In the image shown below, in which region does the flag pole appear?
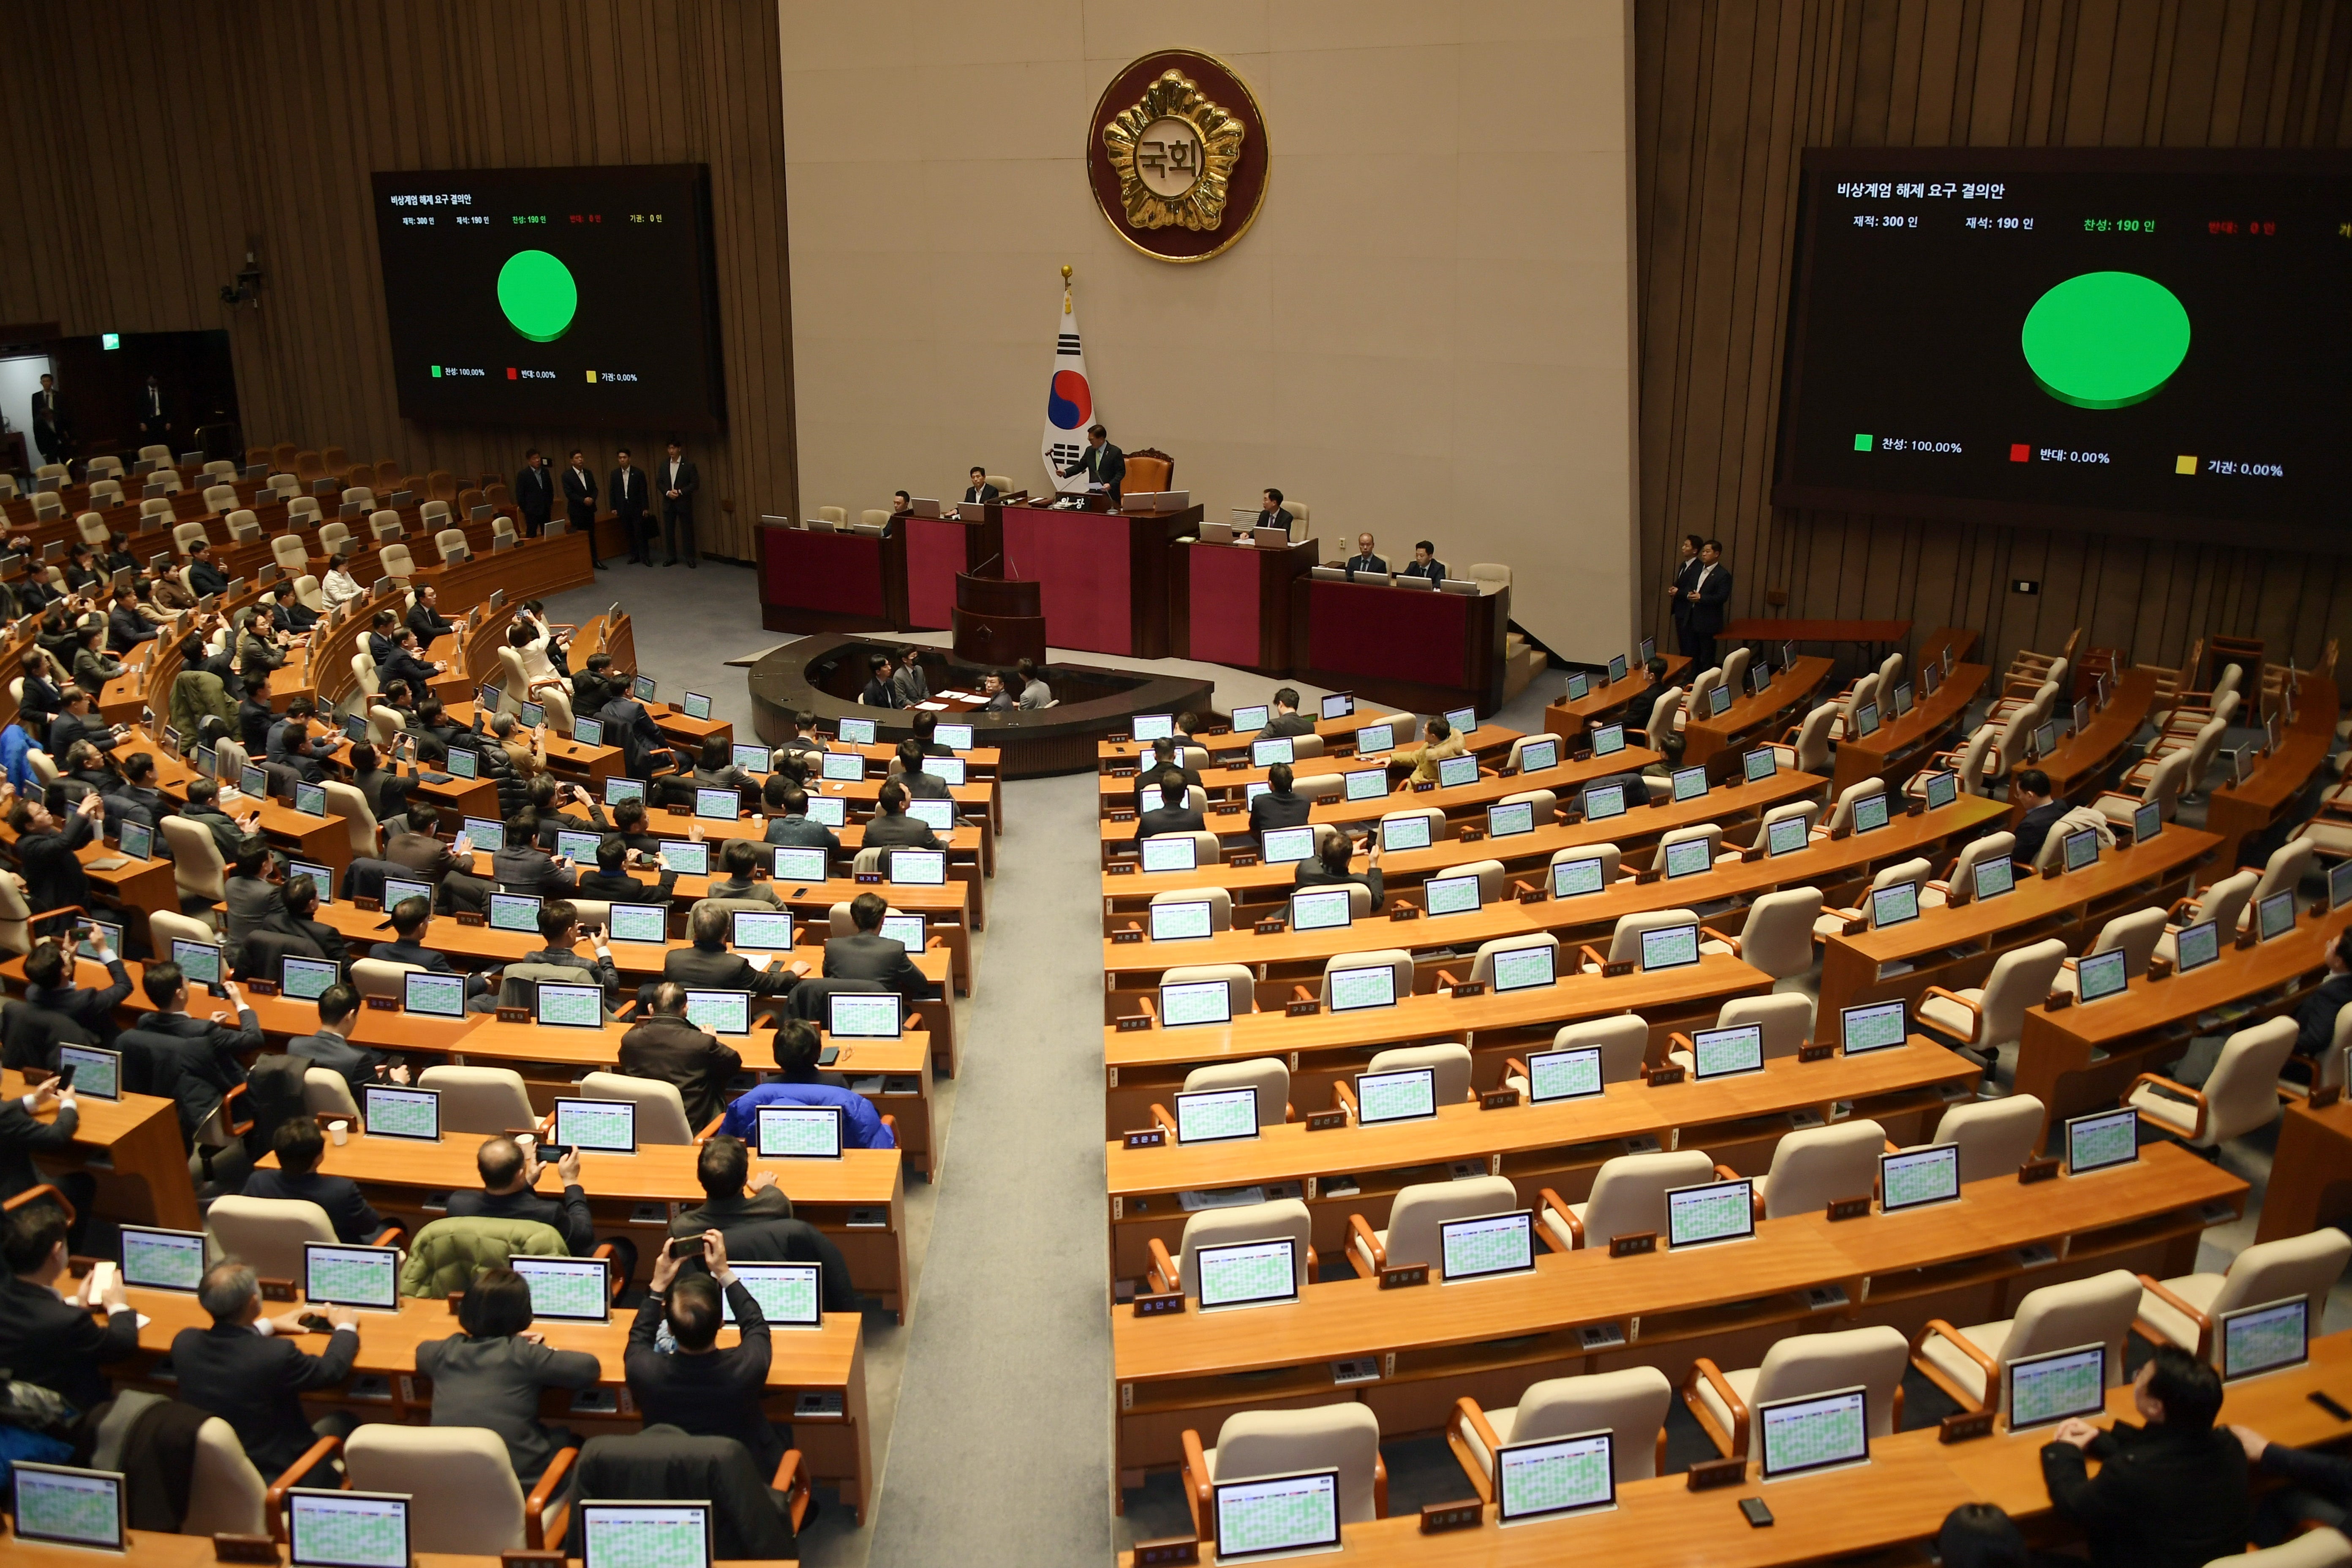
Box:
[1062,263,1073,312]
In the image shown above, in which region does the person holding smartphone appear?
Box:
[625,1228,786,1475]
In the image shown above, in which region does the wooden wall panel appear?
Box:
[1637,0,2352,676]
[0,0,795,561]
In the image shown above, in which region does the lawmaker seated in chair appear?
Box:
[416,1264,603,1493]
[1400,539,1448,583]
[720,1021,897,1150]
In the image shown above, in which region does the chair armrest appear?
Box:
[591,1243,626,1302]
[771,1448,813,1531]
[1331,1081,1359,1119]
[1347,1213,1385,1272]
[1373,1451,1388,1519]
[1147,1236,1179,1296]
[1,1184,74,1223]
[1884,1139,1902,1155]
[1712,1163,1743,1184]
[267,1436,346,1535]
[1579,944,1609,973]
[1446,1398,1504,1503]
[1700,925,1741,955]
[2134,1271,2216,1361]
[1182,1429,1212,1538]
[221,1080,254,1136]
[2166,895,2201,922]
[1290,983,1315,1003]
[2127,1073,2208,1141]
[2093,789,2140,808]
[1537,1187,1582,1250]
[1503,1056,1530,1084]
[1918,986,1983,1034]
[695,1110,726,1143]
[365,1222,405,1248]
[1148,1103,1178,1136]
[1909,1320,1999,1414]
[525,1444,578,1549]
[1684,1357,1750,1458]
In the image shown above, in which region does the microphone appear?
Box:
[970,553,1001,577]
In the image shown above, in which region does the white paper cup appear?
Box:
[328,1120,348,1145]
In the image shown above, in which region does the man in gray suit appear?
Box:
[860,783,939,852]
[823,893,939,1002]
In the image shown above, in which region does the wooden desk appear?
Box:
[2205,676,2338,879]
[2035,667,2160,803]
[997,501,1197,659]
[1543,656,1693,737]
[1104,1040,1978,1281]
[1830,663,1990,794]
[1292,575,1509,716]
[1722,617,1911,662]
[2259,1094,2352,1242]
[1171,537,1319,673]
[1816,827,2219,1033]
[1108,1141,2239,1476]
[3,1535,809,1568]
[1678,655,1836,780]
[294,1136,912,1322]
[119,1286,875,1522]
[0,1069,197,1231]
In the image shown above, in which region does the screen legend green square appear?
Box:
[430,365,442,377]
[1854,433,1873,451]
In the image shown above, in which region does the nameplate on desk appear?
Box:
[454,911,486,926]
[363,996,400,1012]
[1686,1456,1746,1492]
[1388,905,1419,922]
[354,897,383,912]
[2312,1084,2345,1111]
[1448,981,1486,999]
[1939,1411,1996,1444]
[1132,1291,1186,1318]
[1825,1195,1871,1222]
[446,1291,466,1313]
[1108,863,1136,876]
[2147,957,2175,981]
[1316,795,1341,806]
[1480,1087,1520,1110]
[1412,780,1437,792]
[1633,870,1660,886]
[1609,1231,1657,1258]
[244,979,281,997]
[1742,847,1765,863]
[1212,807,1247,819]
[1643,1063,1685,1086]
[1111,929,1143,944]
[212,1533,282,1564]
[1254,918,1285,935]
[1379,1263,1429,1290]
[1286,998,1320,1017]
[1225,762,1250,773]
[1602,960,1634,978]
[1519,887,1545,904]
[496,1006,530,1024]
[1122,1127,1166,1149]
[1109,810,1136,823]
[1304,1109,1348,1131]
[1228,854,1259,867]
[258,1276,296,1302]
[1797,1043,1837,1063]
[1111,768,1137,779]
[2237,928,2259,950]
[1108,737,1132,747]
[1457,827,1485,845]
[1115,1015,1153,1033]
[2042,860,2066,878]
[2018,1157,2059,1185]
[1131,1539,1199,1567]
[855,872,884,884]
[1420,1501,1482,1535]
[2043,989,2073,1011]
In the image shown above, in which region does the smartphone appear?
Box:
[2311,1391,2351,1422]
[818,1045,841,1067]
[1740,1498,1774,1528]
[666,1236,708,1260]
[52,1063,76,1091]
[85,1261,116,1298]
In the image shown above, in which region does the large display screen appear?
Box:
[370,165,721,430]
[1774,149,2351,548]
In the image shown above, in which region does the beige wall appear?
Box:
[779,0,1637,664]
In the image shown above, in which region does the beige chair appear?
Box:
[1711,887,1823,981]
[579,1070,696,1143]
[1917,937,2069,1061]
[342,485,376,510]
[1158,964,1255,1021]
[343,1424,569,1552]
[1448,1368,1673,1501]
[317,520,353,558]
[368,510,403,545]
[1147,1198,1316,1297]
[1378,805,1445,847]
[1537,1149,1716,1252]
[2208,1531,2352,1568]
[1503,735,1554,772]
[1813,857,1934,939]
[417,1065,535,1133]
[2154,870,2258,966]
[379,542,416,579]
[320,781,379,859]
[301,1071,361,1127]
[1924,830,2017,909]
[2097,746,2191,828]
[1464,933,1558,987]
[289,495,323,526]
[0,872,40,958]
[205,1195,340,1279]
[1506,1015,1652,1100]
[1362,1042,1473,1106]
[2136,1229,2352,1365]
[172,519,210,557]
[75,511,109,546]
[158,818,229,909]
[2127,1015,2299,1148]
[1183,1404,1385,1540]
[1753,1119,1886,1220]
[1756,798,1821,843]
[2250,836,2318,916]
[1929,1094,2045,1183]
[1319,948,1413,1004]
[1551,842,1625,886]
[294,572,323,613]
[1821,779,1889,835]
[202,484,237,514]
[436,527,471,564]
[351,957,422,1002]
[1604,909,1736,963]
[1347,1174,1519,1275]
[1656,822,1727,867]
[1176,1059,1290,1127]
[1912,1269,2141,1414]
[181,1416,271,1536]
[2051,906,2169,996]
[1720,645,1753,694]
[1149,886,1232,933]
[1636,686,1686,748]
[1687,1325,1909,1459]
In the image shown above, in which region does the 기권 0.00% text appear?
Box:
[2207,460,2284,477]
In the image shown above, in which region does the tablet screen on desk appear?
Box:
[632,675,657,702]
[1424,873,1481,917]
[1212,1470,1337,1560]
[771,846,827,882]
[578,1503,713,1568]
[1565,672,1590,700]
[1894,682,1915,716]
[489,892,542,934]
[2075,947,2130,1003]
[402,972,466,1018]
[1174,1086,1259,1145]
[604,776,645,806]
[935,723,972,751]
[117,819,153,861]
[1666,1178,1753,1249]
[889,847,948,885]
[2131,798,2162,845]
[536,981,605,1029]
[1516,737,1559,774]
[360,1085,439,1142]
[1354,1066,1435,1124]
[1662,837,1712,880]
[681,691,712,721]
[2259,889,2297,941]
[1691,1024,1764,1080]
[1607,655,1628,684]
[11,1463,126,1554]
[1972,855,2015,901]
[683,989,751,1037]
[1486,800,1534,838]
[1766,815,1810,857]
[573,716,606,747]
[2065,1107,2139,1175]
[2006,1343,2107,1430]
[908,799,956,833]
[1290,887,1353,932]
[756,1104,844,1160]
[1344,768,1386,801]
[1551,856,1605,899]
[822,751,864,781]
[1878,1143,1960,1212]
[659,840,710,876]
[1446,707,1478,735]
[556,830,602,863]
[1260,827,1315,865]
[835,717,876,745]
[1380,815,1432,852]
[120,1226,206,1293]
[1590,722,1625,757]
[1527,1046,1604,1104]
[1149,899,1214,941]
[724,1262,823,1327]
[1438,753,1478,788]
[1581,784,1626,822]
[1157,979,1232,1029]
[880,913,926,950]
[1851,702,1881,738]
[2331,861,2352,914]
[931,755,967,784]
[1850,792,1891,834]
[304,1242,400,1310]
[1320,692,1354,721]
[2222,1297,2308,1382]
[1328,964,1398,1013]
[1133,715,1173,742]
[604,903,667,945]
[1745,746,1777,783]
[553,1097,636,1153]
[509,1256,611,1323]
[1229,705,1267,733]
[56,1044,120,1101]
[1638,923,1701,972]
[1709,683,1733,715]
[1491,945,1556,994]
[171,937,222,986]
[2062,827,2101,872]
[829,992,902,1039]
[695,787,740,821]
[519,702,545,729]
[1839,999,1907,1054]
[805,795,847,827]
[1439,1210,1535,1283]
[1354,721,1394,755]
[1923,770,1959,810]
[1497,1432,1615,1524]
[1251,736,1294,767]
[2174,918,2220,975]
[1870,881,1920,930]
[1139,836,1196,874]
[1671,765,1709,803]
[1758,1387,1868,1481]
[463,817,509,852]
[1196,1238,1299,1312]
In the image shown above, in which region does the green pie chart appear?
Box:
[2020,270,2190,408]
[497,249,577,343]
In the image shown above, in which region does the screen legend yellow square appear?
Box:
[585,370,598,383]
[2175,455,2197,474]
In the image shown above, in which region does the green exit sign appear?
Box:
[99,332,120,350]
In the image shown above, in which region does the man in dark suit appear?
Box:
[891,739,950,803]
[2039,1345,2250,1568]
[861,783,940,855]
[241,1117,386,1244]
[133,374,169,444]
[9,792,101,936]
[609,449,652,566]
[1296,829,1383,905]
[858,653,901,709]
[406,583,455,646]
[0,1204,138,1410]
[961,466,1000,504]
[108,591,157,653]
[1058,423,1124,504]
[447,1136,594,1255]
[1249,762,1312,839]
[1665,532,1704,656]
[514,449,554,538]
[1343,532,1387,576]
[1139,737,1201,792]
[15,928,133,1056]
[1402,539,1448,583]
[1255,488,1293,536]
[1137,790,1206,840]
[660,441,699,567]
[2009,767,2068,870]
[668,1136,794,1239]
[187,540,229,599]
[370,896,495,997]
[0,1081,95,1247]
[619,983,742,1129]
[822,893,938,1001]
[29,373,64,465]
[489,817,579,898]
[1622,656,1673,740]
[384,803,490,915]
[171,1261,361,1486]
[129,962,261,1146]
[1260,688,1315,739]
[561,448,602,568]
[625,1230,783,1475]
[1684,538,1732,670]
[762,784,840,853]
[661,905,804,999]
[2294,930,2352,1060]
[269,582,317,636]
[289,986,401,1100]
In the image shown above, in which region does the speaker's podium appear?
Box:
[952,568,1047,667]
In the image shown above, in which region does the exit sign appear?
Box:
[99,332,120,350]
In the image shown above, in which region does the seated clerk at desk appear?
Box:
[773,710,824,761]
[892,645,931,708]
[824,891,939,1002]
[577,833,680,903]
[1016,656,1053,710]
[908,709,953,758]
[2039,1345,2250,1568]
[519,898,620,999]
[171,1262,360,1489]
[661,902,806,998]
[289,984,403,1100]
[705,839,782,909]
[1297,829,1383,904]
[671,1136,793,1236]
[448,1136,596,1258]
[963,466,1000,504]
[764,782,841,853]
[370,896,496,998]
[619,983,741,1129]
[860,653,902,709]
[1260,687,1315,739]
[721,1020,895,1150]
[242,1116,387,1245]
[1389,713,1468,783]
[385,803,491,915]
[417,1266,602,1492]
[0,1203,137,1411]
[1138,736,1200,792]
[2009,768,2068,868]
[1401,539,1448,583]
[1342,532,1387,576]
[980,672,1015,712]
[1250,762,1312,839]
[9,928,133,1062]
[626,1229,787,1478]
[1254,488,1293,536]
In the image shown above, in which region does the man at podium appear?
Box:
[1058,424,1124,504]
[963,468,1000,503]
[1255,488,1293,534]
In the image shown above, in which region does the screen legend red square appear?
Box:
[506,367,517,380]
[2009,443,2031,462]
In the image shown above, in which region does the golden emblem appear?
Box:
[1100,70,1245,231]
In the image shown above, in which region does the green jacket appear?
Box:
[169,668,234,741]
[397,1216,568,1298]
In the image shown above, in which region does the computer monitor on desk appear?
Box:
[1211,1470,1339,1562]
[1758,1387,1870,1480]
